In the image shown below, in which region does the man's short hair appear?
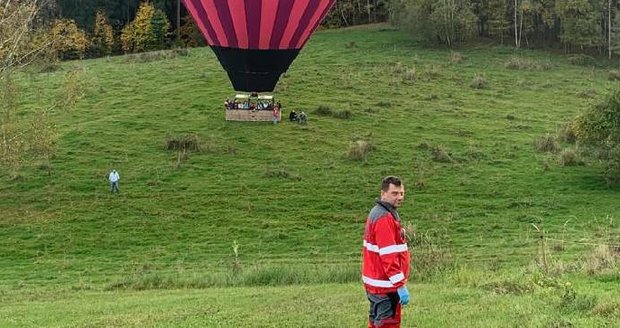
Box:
[381,176,402,191]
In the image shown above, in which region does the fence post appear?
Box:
[532,224,548,272]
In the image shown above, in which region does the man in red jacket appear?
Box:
[362,176,410,328]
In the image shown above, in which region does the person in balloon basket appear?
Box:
[362,176,410,328]
[289,110,298,122]
[272,106,280,124]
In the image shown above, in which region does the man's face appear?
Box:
[381,183,405,208]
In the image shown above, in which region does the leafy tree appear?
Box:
[395,0,477,47]
[556,0,603,51]
[431,0,478,47]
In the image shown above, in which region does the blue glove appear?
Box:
[397,286,410,305]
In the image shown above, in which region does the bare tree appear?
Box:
[1,0,84,176]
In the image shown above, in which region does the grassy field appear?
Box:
[1,24,619,327]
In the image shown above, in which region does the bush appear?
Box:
[449,51,463,64]
[403,67,417,81]
[333,110,352,119]
[392,62,406,74]
[609,70,620,81]
[470,74,487,89]
[558,148,583,166]
[585,245,618,275]
[505,57,551,70]
[557,122,577,144]
[431,145,453,163]
[347,140,374,161]
[165,134,202,168]
[264,166,301,180]
[576,89,597,99]
[424,64,442,80]
[314,106,352,120]
[314,105,334,116]
[572,89,620,185]
[125,50,180,63]
[567,54,598,67]
[534,134,560,153]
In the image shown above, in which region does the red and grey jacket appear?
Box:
[362,200,410,294]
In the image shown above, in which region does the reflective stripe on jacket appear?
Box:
[362,201,410,294]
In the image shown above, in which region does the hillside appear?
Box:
[1,24,619,327]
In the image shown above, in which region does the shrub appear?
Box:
[534,134,560,153]
[392,62,406,74]
[333,109,352,120]
[406,227,455,281]
[559,148,583,166]
[431,145,453,163]
[347,140,374,161]
[559,284,598,313]
[470,74,487,89]
[557,122,577,144]
[314,106,352,120]
[165,134,201,152]
[567,54,598,67]
[125,49,180,63]
[591,301,620,318]
[571,89,620,185]
[264,166,301,180]
[402,67,417,81]
[505,57,552,70]
[585,245,618,275]
[424,64,442,80]
[314,105,334,116]
[606,69,620,82]
[449,51,462,64]
[165,134,202,168]
[576,89,597,99]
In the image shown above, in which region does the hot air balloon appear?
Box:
[182,0,336,92]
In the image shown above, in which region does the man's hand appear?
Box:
[397,286,410,305]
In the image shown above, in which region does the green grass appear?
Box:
[1,24,620,326]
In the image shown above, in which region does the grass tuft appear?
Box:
[470,74,487,89]
[505,57,551,70]
[558,148,583,166]
[347,140,374,161]
[534,134,560,153]
[431,145,454,163]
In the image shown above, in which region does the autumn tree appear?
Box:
[121,2,170,53]
[91,10,115,57]
[50,18,89,59]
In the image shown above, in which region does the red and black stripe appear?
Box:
[182,0,335,92]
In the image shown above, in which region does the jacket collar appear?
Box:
[376,200,400,221]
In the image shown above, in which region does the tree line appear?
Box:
[391,0,620,57]
[36,0,620,59]
[28,0,389,58]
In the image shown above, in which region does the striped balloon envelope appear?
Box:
[182,0,336,92]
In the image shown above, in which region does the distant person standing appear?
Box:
[362,176,410,328]
[108,169,120,193]
[272,106,280,124]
